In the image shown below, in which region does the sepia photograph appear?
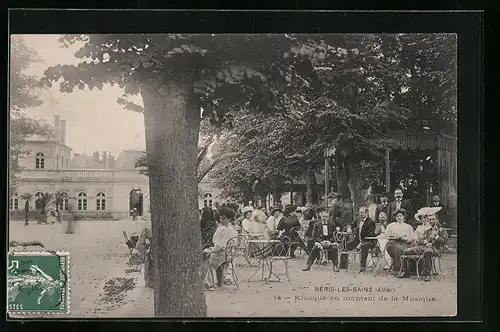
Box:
[8,32,457,318]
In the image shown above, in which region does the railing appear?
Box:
[18,169,148,181]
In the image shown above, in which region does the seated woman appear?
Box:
[376,212,392,270]
[266,207,283,239]
[277,205,307,258]
[203,207,239,291]
[251,209,268,238]
[398,209,449,281]
[384,209,414,274]
[241,206,256,235]
[374,212,386,236]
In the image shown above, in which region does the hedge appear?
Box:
[10,210,114,221]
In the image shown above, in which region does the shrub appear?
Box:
[71,212,114,220]
[9,209,42,221]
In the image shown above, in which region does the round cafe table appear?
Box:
[247,239,280,282]
[334,231,353,251]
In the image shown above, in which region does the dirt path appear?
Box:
[9,220,457,317]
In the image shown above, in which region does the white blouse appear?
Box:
[211,224,238,252]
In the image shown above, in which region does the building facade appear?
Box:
[10,116,224,220]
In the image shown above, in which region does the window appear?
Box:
[10,196,19,211]
[203,193,213,208]
[77,192,88,211]
[34,192,44,210]
[61,157,64,169]
[96,192,106,211]
[35,153,45,169]
[58,192,69,211]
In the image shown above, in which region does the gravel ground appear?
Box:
[9,220,457,318]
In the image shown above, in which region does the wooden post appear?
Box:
[385,148,390,193]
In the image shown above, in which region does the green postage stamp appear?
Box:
[7,251,70,315]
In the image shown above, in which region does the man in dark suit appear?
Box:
[346,206,376,273]
[388,188,413,223]
[375,192,390,224]
[302,209,340,272]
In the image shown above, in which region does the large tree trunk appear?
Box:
[335,152,351,199]
[304,166,315,205]
[272,191,282,207]
[347,162,366,212]
[142,80,206,317]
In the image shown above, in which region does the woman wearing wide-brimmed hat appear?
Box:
[240,206,256,235]
[203,207,239,290]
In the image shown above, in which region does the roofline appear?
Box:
[24,140,74,151]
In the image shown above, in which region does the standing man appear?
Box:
[388,188,413,224]
[328,193,344,226]
[346,206,376,273]
[24,199,30,226]
[431,195,448,227]
[375,193,390,223]
[302,209,340,272]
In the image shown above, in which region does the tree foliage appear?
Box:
[10,36,54,194]
[211,34,456,208]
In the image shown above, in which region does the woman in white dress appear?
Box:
[251,209,268,237]
[240,206,255,235]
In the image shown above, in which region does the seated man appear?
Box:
[303,209,319,253]
[398,211,449,281]
[346,206,377,273]
[302,209,340,272]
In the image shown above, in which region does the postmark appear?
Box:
[7,251,70,315]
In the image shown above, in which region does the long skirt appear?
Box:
[386,240,412,272]
[402,246,438,276]
[203,250,233,288]
[144,250,155,288]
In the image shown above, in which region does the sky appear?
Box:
[17,35,146,157]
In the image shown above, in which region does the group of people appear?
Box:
[199,188,451,290]
[298,189,450,282]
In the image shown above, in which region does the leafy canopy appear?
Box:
[10,36,54,194]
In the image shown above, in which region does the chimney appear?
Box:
[92,151,100,163]
[102,151,108,169]
[60,120,66,145]
[108,153,115,169]
[54,115,61,142]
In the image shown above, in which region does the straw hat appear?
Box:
[271,207,283,215]
[416,207,442,217]
[241,206,254,214]
[218,207,237,219]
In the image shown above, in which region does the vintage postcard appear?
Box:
[9,31,457,318]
